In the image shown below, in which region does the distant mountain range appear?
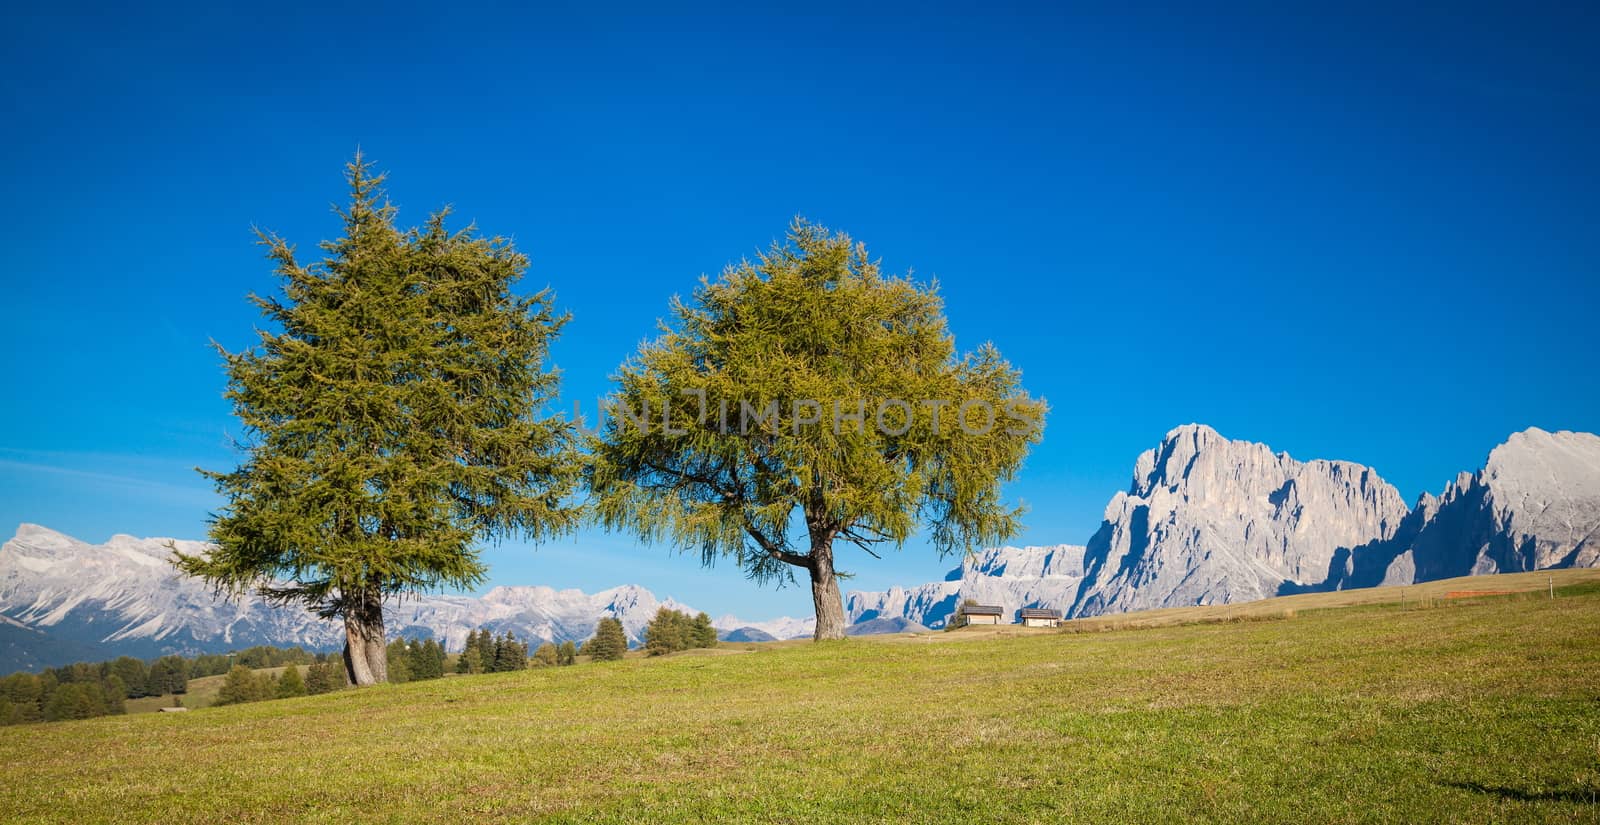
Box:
[848,425,1600,629]
[4,424,1596,672]
[0,525,816,672]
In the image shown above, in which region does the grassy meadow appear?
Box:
[3,571,1598,823]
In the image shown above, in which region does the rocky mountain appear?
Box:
[1336,427,1600,588]
[0,524,778,672]
[7,425,1595,670]
[850,424,1600,624]
[846,544,1088,629]
[1069,424,1412,616]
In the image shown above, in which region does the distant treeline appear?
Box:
[214,659,347,705]
[0,644,326,726]
[3,615,717,725]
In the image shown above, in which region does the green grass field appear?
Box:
[3,572,1599,823]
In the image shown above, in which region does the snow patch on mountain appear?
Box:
[0,525,711,671]
[712,614,814,640]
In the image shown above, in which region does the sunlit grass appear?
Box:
[2,572,1597,823]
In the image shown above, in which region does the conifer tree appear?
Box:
[277,665,307,698]
[216,665,265,706]
[589,220,1044,639]
[100,676,127,714]
[533,643,559,667]
[148,656,189,695]
[689,612,719,649]
[418,639,446,680]
[557,640,577,666]
[305,660,339,695]
[45,683,103,721]
[176,156,582,684]
[456,630,481,674]
[108,657,149,698]
[645,608,690,655]
[386,640,412,684]
[492,632,527,672]
[585,618,628,662]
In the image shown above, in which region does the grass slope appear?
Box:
[3,574,1598,823]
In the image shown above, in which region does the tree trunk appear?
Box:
[341,587,388,686]
[808,540,847,641]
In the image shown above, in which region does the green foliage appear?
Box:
[532,643,559,667]
[557,641,577,666]
[276,666,307,699]
[584,618,628,662]
[43,683,104,721]
[689,612,719,649]
[304,660,342,696]
[108,657,149,698]
[100,676,127,715]
[644,608,688,656]
[414,639,446,681]
[643,608,719,656]
[491,633,529,672]
[1,673,44,723]
[456,629,486,675]
[174,155,582,682]
[147,656,189,695]
[214,666,269,706]
[588,219,1044,638]
[385,640,413,684]
[8,583,1600,822]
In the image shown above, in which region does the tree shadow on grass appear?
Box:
[1446,781,1600,804]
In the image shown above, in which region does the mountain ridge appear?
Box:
[6,424,1597,672]
[847,425,1600,626]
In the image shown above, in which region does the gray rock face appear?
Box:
[1069,424,1412,617]
[846,544,1088,629]
[841,425,1600,627]
[1347,428,1600,586]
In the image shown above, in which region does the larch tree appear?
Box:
[689,612,718,649]
[584,618,628,661]
[589,220,1044,640]
[277,665,307,698]
[176,155,582,685]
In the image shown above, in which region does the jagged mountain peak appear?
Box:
[1074,425,1412,616]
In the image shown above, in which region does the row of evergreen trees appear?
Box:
[455,629,537,674]
[0,644,331,726]
[532,641,578,667]
[386,638,448,682]
[1,673,127,723]
[186,646,317,678]
[643,609,719,656]
[3,614,713,724]
[214,659,346,705]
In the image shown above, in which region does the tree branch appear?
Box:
[744,525,809,567]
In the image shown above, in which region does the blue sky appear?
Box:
[2,2,1596,621]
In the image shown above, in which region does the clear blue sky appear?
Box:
[2,2,1596,621]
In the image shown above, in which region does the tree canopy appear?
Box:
[588,220,1044,638]
[584,618,628,661]
[176,155,581,684]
